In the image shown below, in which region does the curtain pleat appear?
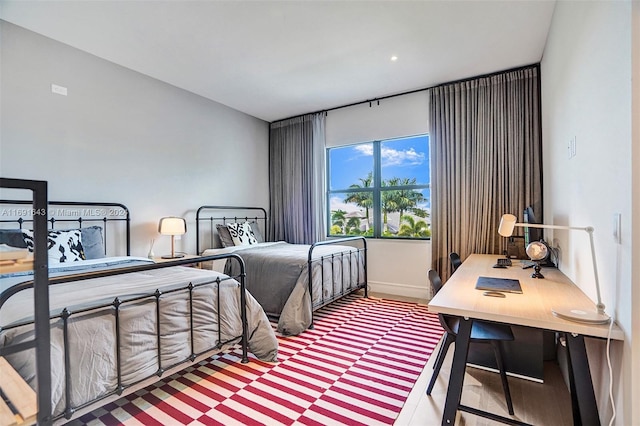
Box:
[269,113,326,244]
[429,67,542,281]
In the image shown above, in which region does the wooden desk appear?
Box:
[428,254,624,426]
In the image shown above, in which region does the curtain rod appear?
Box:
[271,62,540,125]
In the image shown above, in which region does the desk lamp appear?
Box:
[498,214,609,324]
[158,217,186,259]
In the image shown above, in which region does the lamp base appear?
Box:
[552,307,610,325]
[161,254,185,259]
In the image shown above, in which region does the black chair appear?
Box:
[427,269,515,415]
[449,252,463,273]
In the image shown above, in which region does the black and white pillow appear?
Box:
[248,221,265,243]
[226,222,258,246]
[22,229,86,263]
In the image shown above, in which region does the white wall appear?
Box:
[0,21,269,258]
[540,2,636,424]
[326,92,430,299]
[631,2,640,424]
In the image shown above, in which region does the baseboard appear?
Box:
[367,280,428,301]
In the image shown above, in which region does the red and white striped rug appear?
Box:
[71,294,444,425]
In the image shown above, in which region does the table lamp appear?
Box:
[498,213,609,324]
[158,216,186,259]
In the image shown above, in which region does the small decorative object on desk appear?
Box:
[526,241,549,278]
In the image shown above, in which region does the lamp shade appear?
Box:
[158,217,186,235]
[498,214,517,237]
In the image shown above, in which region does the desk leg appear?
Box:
[441,317,473,426]
[565,333,600,426]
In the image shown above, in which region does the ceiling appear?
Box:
[0,1,556,122]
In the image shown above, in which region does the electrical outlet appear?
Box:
[567,136,577,159]
[51,84,67,96]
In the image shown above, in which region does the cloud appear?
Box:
[381,147,425,167]
[350,144,425,168]
[353,144,373,156]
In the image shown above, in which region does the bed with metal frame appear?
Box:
[0,180,277,425]
[196,205,368,335]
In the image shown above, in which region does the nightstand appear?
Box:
[152,254,202,267]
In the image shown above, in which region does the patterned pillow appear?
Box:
[248,221,265,243]
[22,229,86,263]
[226,222,258,246]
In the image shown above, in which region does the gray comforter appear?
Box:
[203,242,365,335]
[0,258,278,417]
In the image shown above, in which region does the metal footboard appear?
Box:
[0,254,249,423]
[307,236,368,329]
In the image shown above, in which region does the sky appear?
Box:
[329,134,429,190]
[328,134,431,218]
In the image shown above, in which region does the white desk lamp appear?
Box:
[498,214,609,324]
[158,217,186,259]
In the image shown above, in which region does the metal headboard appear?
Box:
[196,205,267,254]
[0,199,131,256]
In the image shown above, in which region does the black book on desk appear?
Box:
[475,276,523,294]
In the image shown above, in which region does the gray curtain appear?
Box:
[429,66,542,281]
[269,113,326,244]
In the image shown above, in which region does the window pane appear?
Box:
[380,135,429,185]
[329,194,373,236]
[329,143,374,190]
[326,134,430,240]
[380,188,430,238]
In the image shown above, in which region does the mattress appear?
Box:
[202,242,365,335]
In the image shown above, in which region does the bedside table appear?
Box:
[152,254,202,267]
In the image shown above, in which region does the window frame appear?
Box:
[326,134,430,240]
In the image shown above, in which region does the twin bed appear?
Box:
[195,205,368,336]
[0,192,277,424]
[0,183,368,425]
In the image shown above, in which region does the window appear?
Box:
[327,134,430,239]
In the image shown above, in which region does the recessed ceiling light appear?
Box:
[390,56,398,62]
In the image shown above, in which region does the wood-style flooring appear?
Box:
[372,292,574,426]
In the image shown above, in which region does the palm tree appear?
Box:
[398,214,430,237]
[381,188,398,232]
[388,178,427,220]
[344,172,373,229]
[382,177,429,232]
[331,209,347,234]
[345,216,362,235]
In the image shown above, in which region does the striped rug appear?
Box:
[71,294,444,425]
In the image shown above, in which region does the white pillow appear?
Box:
[22,229,86,263]
[226,222,258,246]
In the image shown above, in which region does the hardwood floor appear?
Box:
[371,293,574,426]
